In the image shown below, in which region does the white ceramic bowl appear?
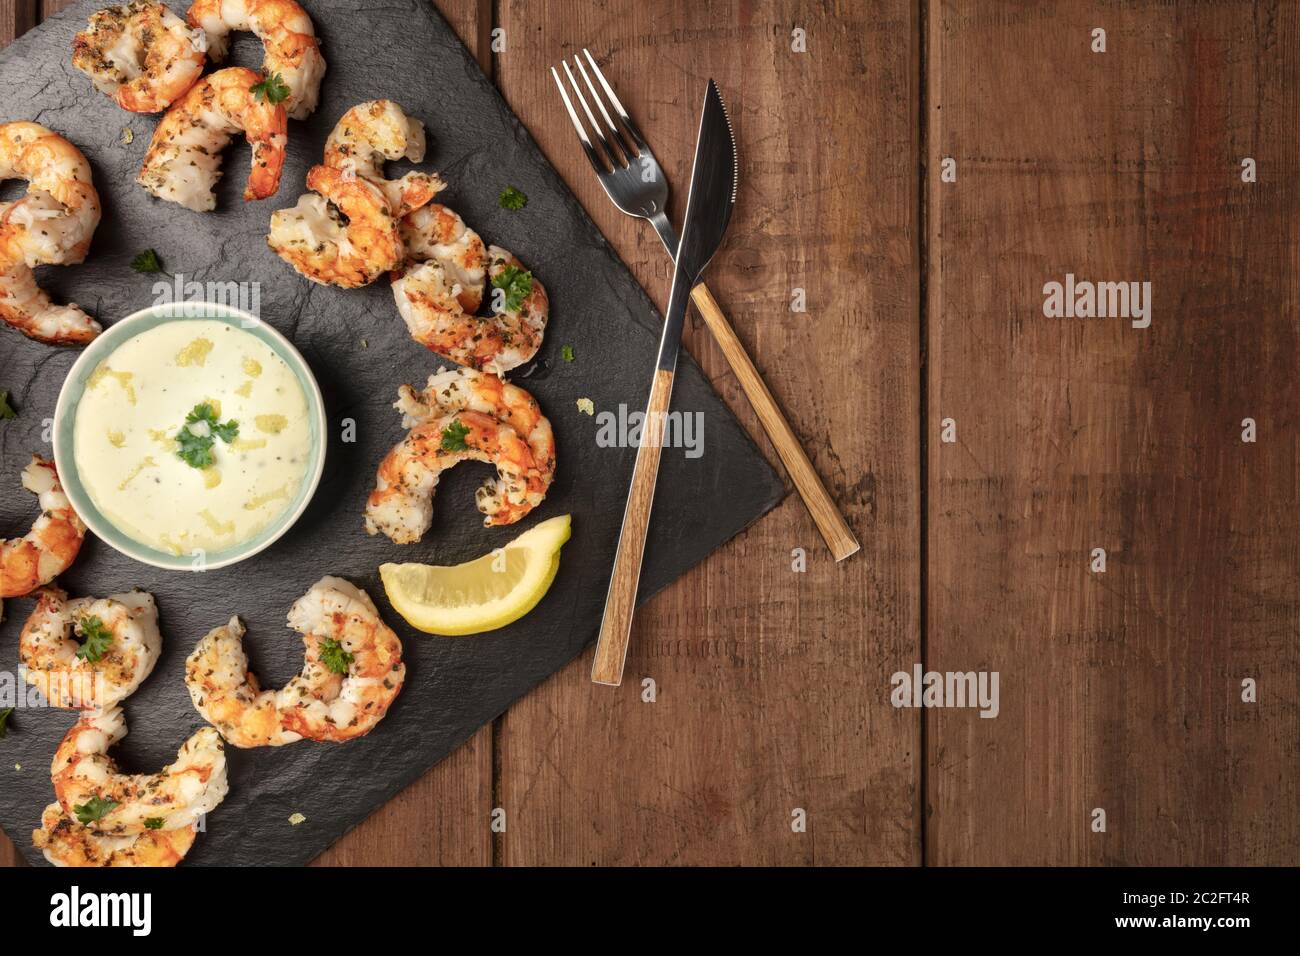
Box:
[53,302,327,571]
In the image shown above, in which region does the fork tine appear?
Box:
[582,48,649,154]
[550,66,609,176]
[574,53,638,162]
[563,59,627,170]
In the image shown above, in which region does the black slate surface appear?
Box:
[0,0,783,865]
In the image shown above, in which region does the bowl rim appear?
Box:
[52,301,328,572]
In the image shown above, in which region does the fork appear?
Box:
[551,50,860,563]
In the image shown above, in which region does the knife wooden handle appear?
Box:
[689,282,860,562]
[592,366,674,686]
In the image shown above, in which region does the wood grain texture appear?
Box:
[691,281,860,561]
[927,0,1299,864]
[592,366,676,686]
[493,0,920,865]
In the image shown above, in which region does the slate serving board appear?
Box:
[0,0,783,865]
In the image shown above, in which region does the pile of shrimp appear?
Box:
[185,576,405,746]
[366,366,556,543]
[69,0,326,212]
[262,97,553,372]
[0,124,102,345]
[268,99,445,288]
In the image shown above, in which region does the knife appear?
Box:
[591,79,738,687]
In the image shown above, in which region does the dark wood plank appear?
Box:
[493,0,921,865]
[927,0,1300,864]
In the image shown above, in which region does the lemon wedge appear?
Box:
[380,514,572,635]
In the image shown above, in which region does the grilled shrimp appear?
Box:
[324,100,444,217]
[72,1,206,113]
[268,164,403,287]
[366,370,554,541]
[400,203,485,311]
[33,803,195,867]
[184,615,340,747]
[396,366,555,482]
[138,67,287,211]
[51,707,228,835]
[20,588,162,710]
[188,0,325,120]
[278,577,405,742]
[0,123,102,344]
[393,244,548,374]
[1,457,87,599]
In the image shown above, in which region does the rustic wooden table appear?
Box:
[2,0,1294,867]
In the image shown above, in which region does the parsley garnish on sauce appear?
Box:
[74,795,118,825]
[250,72,291,105]
[75,616,114,663]
[498,185,528,210]
[0,389,15,420]
[491,266,533,313]
[175,403,239,469]
[130,248,164,273]
[319,638,354,675]
[0,707,12,738]
[440,419,471,452]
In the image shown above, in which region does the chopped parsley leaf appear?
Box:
[0,390,15,420]
[440,419,471,452]
[319,638,354,675]
[498,185,528,210]
[250,72,291,105]
[561,344,575,363]
[175,403,239,469]
[491,265,533,313]
[0,707,12,738]
[75,616,114,663]
[144,817,165,830]
[130,248,163,273]
[73,795,118,825]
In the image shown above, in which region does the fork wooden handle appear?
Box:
[689,282,860,562]
[591,367,675,686]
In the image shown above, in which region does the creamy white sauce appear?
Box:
[73,319,312,556]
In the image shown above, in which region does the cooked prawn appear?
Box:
[51,706,228,835]
[1,457,87,599]
[0,122,102,344]
[268,164,403,287]
[278,577,405,742]
[365,380,552,542]
[138,66,287,211]
[185,615,341,747]
[20,587,162,710]
[324,100,444,217]
[33,802,195,867]
[400,203,485,311]
[392,244,548,374]
[72,1,206,113]
[188,0,326,120]
[0,265,101,345]
[396,366,555,481]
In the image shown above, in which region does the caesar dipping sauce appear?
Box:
[73,319,312,556]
